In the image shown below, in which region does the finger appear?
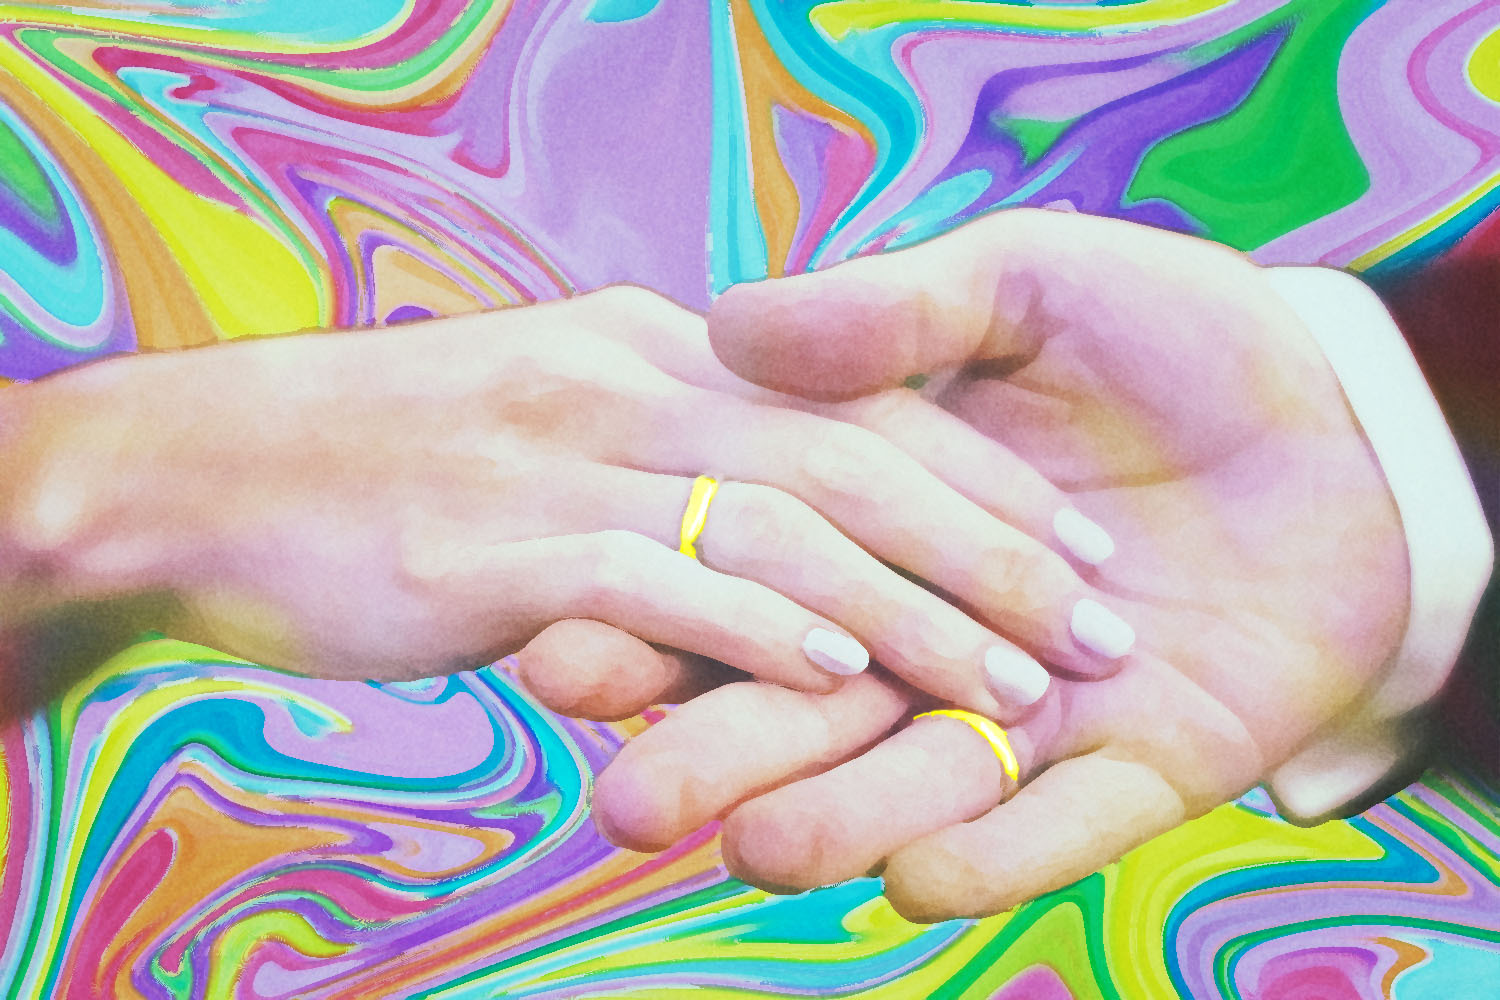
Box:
[822,387,1117,568]
[591,673,914,852]
[516,619,731,721]
[719,705,1059,893]
[707,209,1053,401]
[674,405,1137,683]
[572,289,1074,521]
[502,464,1056,716]
[570,285,783,401]
[881,751,1189,922]
[450,529,872,693]
[605,469,1060,719]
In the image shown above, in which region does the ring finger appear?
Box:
[667,399,1141,680]
[719,700,1060,893]
[603,467,1056,719]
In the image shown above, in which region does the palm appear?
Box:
[576,211,1415,921]
[934,232,1408,777]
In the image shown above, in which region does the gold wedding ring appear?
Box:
[913,709,1020,781]
[678,475,721,560]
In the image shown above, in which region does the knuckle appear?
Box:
[489,344,591,414]
[972,542,1049,614]
[796,426,892,504]
[396,522,452,589]
[829,387,914,429]
[5,463,87,574]
[582,529,660,608]
[710,483,808,569]
[573,286,707,368]
[501,323,632,386]
[584,284,668,323]
[892,603,977,668]
[500,328,584,378]
[493,336,678,443]
[1,401,118,579]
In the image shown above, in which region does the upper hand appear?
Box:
[0,284,1108,720]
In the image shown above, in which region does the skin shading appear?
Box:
[566,211,1410,923]
[0,3,1496,1000]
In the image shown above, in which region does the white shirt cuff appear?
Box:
[1263,266,1493,823]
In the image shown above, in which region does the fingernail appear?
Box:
[983,646,1050,707]
[1071,599,1135,659]
[1053,508,1115,565]
[803,628,869,676]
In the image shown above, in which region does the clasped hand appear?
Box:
[520,210,1410,922]
[0,210,1410,923]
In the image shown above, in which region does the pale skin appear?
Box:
[0,285,1128,720]
[520,211,1412,922]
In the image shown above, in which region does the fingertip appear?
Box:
[1052,508,1115,566]
[719,801,819,894]
[981,646,1050,710]
[883,839,1003,924]
[717,812,773,891]
[591,757,678,853]
[802,628,869,677]
[1069,599,1136,664]
[719,801,772,885]
[517,619,678,720]
[706,282,785,391]
[708,279,896,402]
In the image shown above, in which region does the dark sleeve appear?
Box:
[1374,218,1500,774]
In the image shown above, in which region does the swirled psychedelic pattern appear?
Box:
[1,1,1498,997]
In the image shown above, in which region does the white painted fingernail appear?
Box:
[1054,508,1115,566]
[983,646,1050,707]
[803,628,869,676]
[1071,599,1135,659]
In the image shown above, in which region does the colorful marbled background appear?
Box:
[1,1,1498,997]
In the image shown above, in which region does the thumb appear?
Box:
[707,211,1047,401]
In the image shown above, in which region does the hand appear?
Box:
[0,285,1111,719]
[533,212,1410,920]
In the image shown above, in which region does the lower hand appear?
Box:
[528,212,1411,920]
